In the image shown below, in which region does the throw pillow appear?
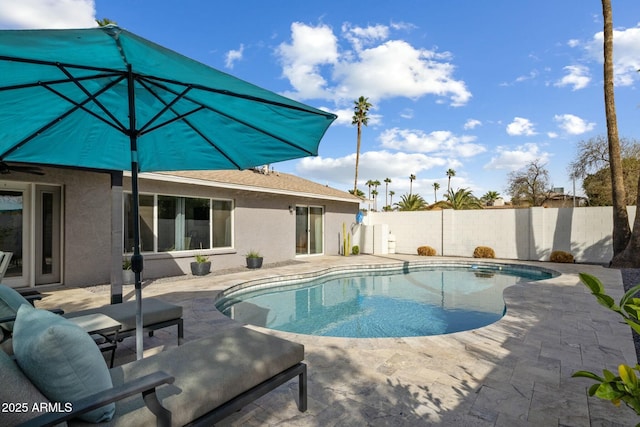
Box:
[12,304,115,423]
[0,285,30,331]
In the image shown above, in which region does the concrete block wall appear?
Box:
[365,206,637,264]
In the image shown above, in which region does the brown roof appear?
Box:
[155,168,360,203]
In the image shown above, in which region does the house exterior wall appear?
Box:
[1,169,358,287]
[366,206,637,264]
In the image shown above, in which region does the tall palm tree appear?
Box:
[389,190,395,208]
[348,188,365,198]
[371,189,379,211]
[601,0,632,264]
[446,169,456,193]
[352,96,372,194]
[433,182,440,202]
[395,193,427,211]
[365,179,374,210]
[409,174,416,195]
[372,179,381,197]
[384,178,391,207]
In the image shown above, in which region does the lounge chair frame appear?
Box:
[18,371,175,427]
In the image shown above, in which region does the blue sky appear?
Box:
[1,0,639,202]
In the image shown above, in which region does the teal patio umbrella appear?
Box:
[0,25,336,359]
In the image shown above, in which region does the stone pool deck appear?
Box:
[36,255,638,426]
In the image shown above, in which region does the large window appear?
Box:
[124,194,233,253]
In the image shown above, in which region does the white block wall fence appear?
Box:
[356,206,637,265]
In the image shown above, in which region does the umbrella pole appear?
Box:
[127,65,145,360]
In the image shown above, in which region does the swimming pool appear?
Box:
[215,262,555,338]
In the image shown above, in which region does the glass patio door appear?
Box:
[0,187,26,285]
[34,185,61,285]
[0,183,62,287]
[295,206,324,255]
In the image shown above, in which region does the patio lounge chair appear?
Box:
[2,306,306,427]
[0,285,184,351]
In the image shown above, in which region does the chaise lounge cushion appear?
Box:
[69,325,304,426]
[13,305,116,423]
[64,298,182,333]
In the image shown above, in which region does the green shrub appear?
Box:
[352,245,360,255]
[550,250,574,263]
[573,273,640,418]
[417,246,436,256]
[473,246,495,258]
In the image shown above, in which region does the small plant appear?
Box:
[351,245,360,255]
[417,246,436,256]
[473,246,495,258]
[122,257,132,270]
[572,273,640,418]
[194,254,209,263]
[245,250,262,259]
[550,250,574,263]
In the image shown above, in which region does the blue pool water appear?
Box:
[215,264,553,338]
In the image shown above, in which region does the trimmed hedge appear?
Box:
[550,250,574,263]
[473,246,495,258]
[417,246,437,256]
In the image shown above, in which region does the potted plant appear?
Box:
[245,250,263,269]
[190,254,211,276]
[122,257,135,284]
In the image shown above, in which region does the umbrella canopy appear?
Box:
[0,25,336,359]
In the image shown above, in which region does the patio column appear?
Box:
[110,171,123,304]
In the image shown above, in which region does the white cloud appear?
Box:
[485,143,550,171]
[399,108,414,119]
[224,44,244,69]
[554,113,595,135]
[297,150,449,190]
[379,128,485,158]
[463,119,482,130]
[0,0,96,29]
[567,39,580,48]
[584,24,640,86]
[276,22,339,100]
[277,22,471,107]
[554,65,590,90]
[342,23,389,51]
[506,117,537,136]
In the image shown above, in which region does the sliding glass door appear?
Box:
[295,205,324,255]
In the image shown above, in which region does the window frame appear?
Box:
[123,192,234,255]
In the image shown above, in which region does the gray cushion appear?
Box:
[64,298,182,333]
[13,305,115,423]
[68,326,304,426]
[0,349,52,426]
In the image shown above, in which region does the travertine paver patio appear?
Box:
[36,255,638,426]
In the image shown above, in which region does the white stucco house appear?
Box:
[0,166,360,290]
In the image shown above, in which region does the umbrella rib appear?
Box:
[0,54,125,77]
[0,88,108,160]
[55,64,129,133]
[138,77,316,156]
[0,71,123,92]
[135,83,194,134]
[142,74,334,118]
[41,77,128,134]
[136,78,242,169]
